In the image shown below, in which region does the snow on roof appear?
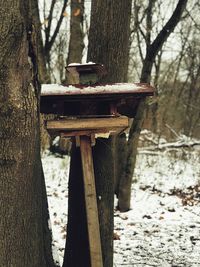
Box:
[68,62,97,67]
[41,83,154,96]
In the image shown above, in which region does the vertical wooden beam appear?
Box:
[80,135,103,267]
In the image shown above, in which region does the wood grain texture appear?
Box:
[80,136,103,267]
[0,0,55,266]
[46,116,129,133]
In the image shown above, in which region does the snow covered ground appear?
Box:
[42,133,200,267]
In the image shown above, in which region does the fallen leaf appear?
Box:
[168,207,176,212]
[143,215,152,219]
[74,8,81,17]
[113,232,120,240]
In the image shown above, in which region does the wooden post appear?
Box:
[80,135,103,267]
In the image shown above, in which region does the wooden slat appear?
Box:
[80,136,103,267]
[61,129,109,137]
[41,83,154,96]
[46,116,129,131]
[60,127,129,138]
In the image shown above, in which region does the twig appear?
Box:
[165,124,179,138]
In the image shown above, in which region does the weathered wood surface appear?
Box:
[41,83,154,96]
[46,116,129,134]
[40,84,154,117]
[80,136,103,267]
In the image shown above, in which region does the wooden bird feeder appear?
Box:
[40,63,154,267]
[66,63,106,85]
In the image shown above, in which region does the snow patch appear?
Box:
[42,133,200,266]
[41,83,149,95]
[68,62,97,66]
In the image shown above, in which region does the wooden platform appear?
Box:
[46,116,129,136]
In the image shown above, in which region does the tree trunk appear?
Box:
[64,1,132,267]
[117,98,146,211]
[60,0,85,154]
[118,0,188,212]
[31,0,51,83]
[67,0,84,65]
[0,1,55,266]
[87,1,131,83]
[88,1,132,265]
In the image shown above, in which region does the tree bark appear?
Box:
[87,1,131,83]
[61,0,85,154]
[31,0,51,83]
[64,1,132,267]
[67,0,84,65]
[0,1,55,266]
[88,1,132,265]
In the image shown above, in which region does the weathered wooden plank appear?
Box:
[46,116,129,132]
[61,129,109,138]
[80,136,103,267]
[40,83,154,117]
[41,83,154,96]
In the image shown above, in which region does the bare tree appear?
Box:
[37,0,69,82]
[157,1,200,139]
[31,0,51,83]
[118,0,188,212]
[43,0,68,65]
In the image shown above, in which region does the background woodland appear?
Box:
[0,1,199,267]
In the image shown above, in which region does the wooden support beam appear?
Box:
[46,116,129,132]
[61,129,113,138]
[80,136,103,267]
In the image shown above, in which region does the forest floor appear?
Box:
[42,131,200,267]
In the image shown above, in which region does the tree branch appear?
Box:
[45,0,56,45]
[45,0,68,53]
[149,0,188,60]
[146,0,156,48]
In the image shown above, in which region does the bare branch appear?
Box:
[44,0,56,45]
[185,9,200,30]
[146,0,156,48]
[149,0,188,60]
[45,0,68,53]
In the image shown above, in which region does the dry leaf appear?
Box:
[113,232,120,240]
[63,11,68,17]
[74,8,81,17]
[42,19,48,27]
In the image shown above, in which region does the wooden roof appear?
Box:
[40,83,154,117]
[41,83,154,99]
[66,63,107,77]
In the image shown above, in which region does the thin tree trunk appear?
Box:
[67,0,84,65]
[61,0,85,154]
[118,0,188,212]
[31,0,51,83]
[44,0,68,70]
